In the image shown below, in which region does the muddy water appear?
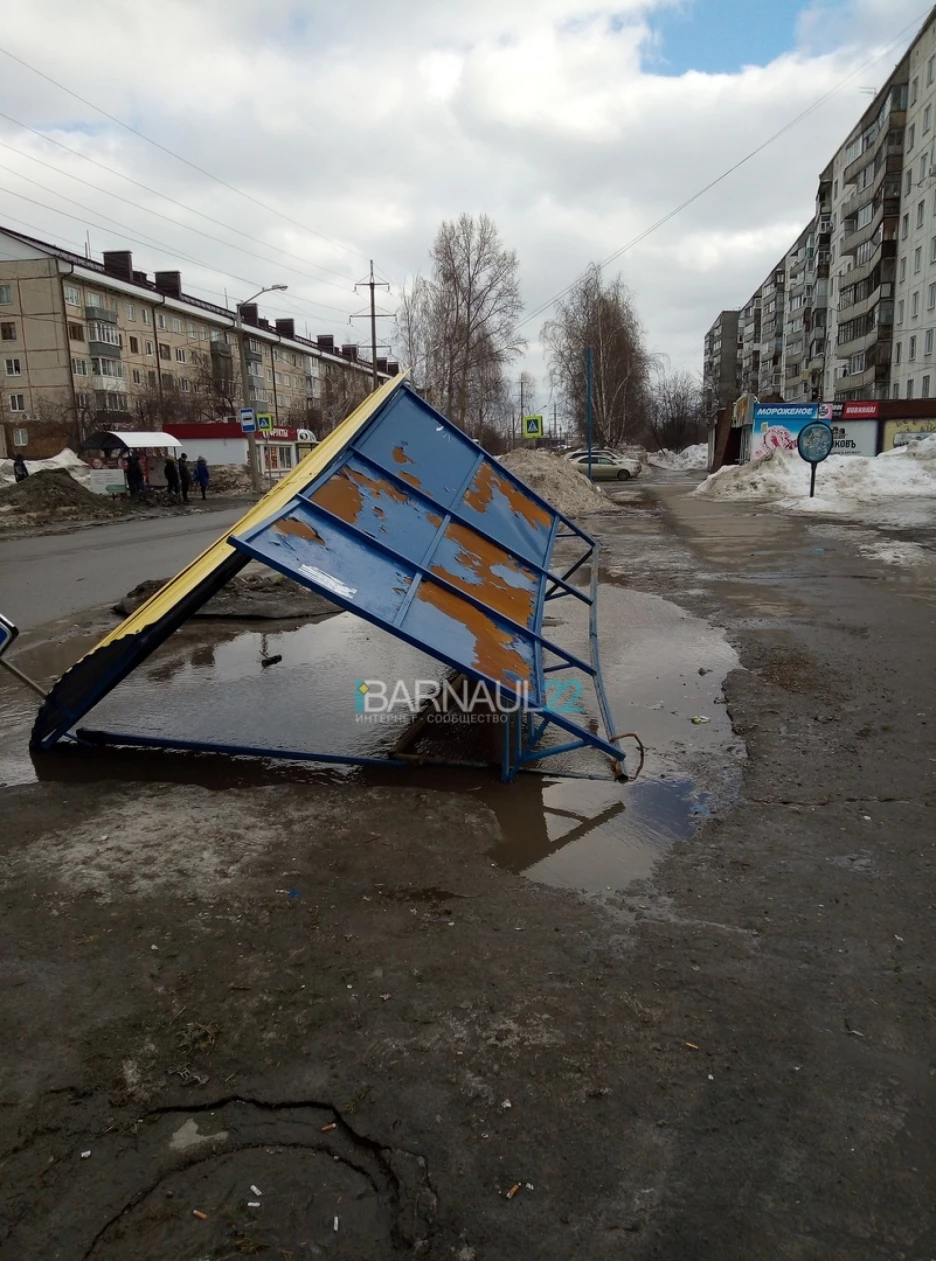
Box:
[2,579,740,897]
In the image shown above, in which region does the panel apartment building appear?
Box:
[704,6,936,410]
[0,225,396,458]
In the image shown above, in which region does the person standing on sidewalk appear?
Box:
[194,455,210,500]
[178,453,192,504]
[12,455,28,482]
[164,455,180,501]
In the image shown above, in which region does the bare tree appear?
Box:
[542,265,654,448]
[646,368,706,452]
[395,214,525,437]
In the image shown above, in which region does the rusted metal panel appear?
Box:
[232,383,579,705]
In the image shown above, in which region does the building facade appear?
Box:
[0,226,396,458]
[704,7,936,408]
[703,310,741,414]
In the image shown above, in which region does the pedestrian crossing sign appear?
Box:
[523,414,544,438]
[257,413,273,432]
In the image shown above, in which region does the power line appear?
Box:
[0,108,360,288]
[0,183,360,323]
[0,145,364,300]
[0,42,374,270]
[518,7,932,332]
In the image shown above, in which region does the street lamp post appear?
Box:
[236,284,287,493]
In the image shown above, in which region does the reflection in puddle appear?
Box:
[10,580,741,895]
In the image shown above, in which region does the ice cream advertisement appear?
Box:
[751,404,819,460]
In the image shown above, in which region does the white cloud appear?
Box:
[0,0,923,388]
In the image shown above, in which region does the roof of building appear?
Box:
[0,224,398,379]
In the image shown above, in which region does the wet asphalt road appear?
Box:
[0,504,248,630]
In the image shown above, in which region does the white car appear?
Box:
[565,452,641,482]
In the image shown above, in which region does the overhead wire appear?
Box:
[0,180,360,323]
[518,6,933,332]
[0,143,364,299]
[0,108,361,288]
[0,43,374,270]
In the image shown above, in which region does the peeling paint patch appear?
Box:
[275,518,324,544]
[416,580,531,685]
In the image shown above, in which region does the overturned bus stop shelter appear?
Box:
[32,377,627,781]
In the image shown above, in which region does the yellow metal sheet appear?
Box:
[93,374,405,653]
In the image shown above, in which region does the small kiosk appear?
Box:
[80,430,182,495]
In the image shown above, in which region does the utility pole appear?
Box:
[586,346,594,481]
[352,261,391,393]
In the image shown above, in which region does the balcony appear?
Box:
[85,305,117,324]
[210,340,232,358]
[841,155,902,222]
[836,323,892,360]
[88,339,122,358]
[843,116,905,185]
[844,238,897,289]
[90,372,126,391]
[833,358,890,397]
[842,200,898,256]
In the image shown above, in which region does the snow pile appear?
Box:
[0,468,120,524]
[499,449,616,516]
[649,443,708,471]
[693,441,936,515]
[0,448,90,489]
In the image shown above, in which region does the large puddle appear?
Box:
[2,581,742,898]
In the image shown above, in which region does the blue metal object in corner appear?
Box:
[230,382,625,780]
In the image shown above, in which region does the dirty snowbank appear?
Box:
[0,448,90,489]
[500,449,615,515]
[649,443,708,471]
[693,438,936,516]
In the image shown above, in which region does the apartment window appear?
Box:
[142,308,151,325]
[85,291,101,308]
[11,426,27,446]
[169,318,180,334]
[908,123,916,151]
[145,339,154,356]
[88,321,121,347]
[902,213,910,239]
[898,299,905,324]
[66,321,83,342]
[856,202,874,229]
[924,374,931,397]
[129,335,139,354]
[930,283,936,308]
[188,323,197,341]
[161,372,174,388]
[147,370,157,388]
[9,393,25,411]
[90,358,125,378]
[900,256,908,282]
[0,285,12,304]
[922,155,930,185]
[907,378,915,398]
[913,291,921,317]
[910,335,917,360]
[893,382,900,398]
[175,347,186,363]
[896,341,903,363]
[75,392,91,409]
[911,77,919,106]
[132,368,142,385]
[248,338,261,353]
[927,329,935,355]
[179,377,191,393]
[157,312,167,330]
[927,104,933,134]
[63,283,81,307]
[1,322,15,341]
[906,167,913,195]
[918,200,926,228]
[126,304,135,321]
[158,343,171,360]
[71,357,88,376]
[4,358,21,376]
[915,246,923,272]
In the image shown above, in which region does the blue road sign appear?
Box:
[239,407,256,433]
[0,613,18,660]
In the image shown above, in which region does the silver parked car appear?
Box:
[566,452,640,481]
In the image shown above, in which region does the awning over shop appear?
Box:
[82,430,182,450]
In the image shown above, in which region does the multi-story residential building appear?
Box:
[738,293,762,395]
[702,309,740,414]
[891,22,936,400]
[0,225,395,458]
[757,257,786,397]
[705,7,936,407]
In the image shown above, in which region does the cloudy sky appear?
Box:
[0,0,931,399]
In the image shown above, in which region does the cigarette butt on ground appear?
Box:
[507,1184,520,1200]
[685,1042,699,1050]
[193,1210,208,1220]
[321,1122,337,1132]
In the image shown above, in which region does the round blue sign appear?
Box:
[797,421,834,464]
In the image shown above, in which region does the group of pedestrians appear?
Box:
[163,452,209,503]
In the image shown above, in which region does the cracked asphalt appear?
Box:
[0,473,934,1259]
